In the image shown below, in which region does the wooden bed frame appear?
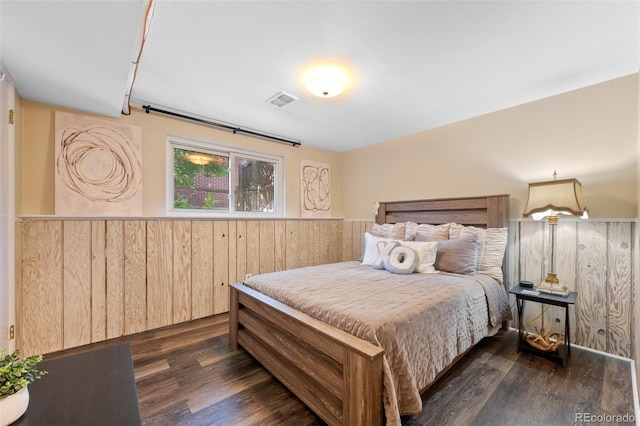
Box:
[230,194,509,426]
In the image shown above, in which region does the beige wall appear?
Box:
[17,74,640,221]
[19,101,342,217]
[341,74,639,220]
[14,94,23,218]
[633,73,640,391]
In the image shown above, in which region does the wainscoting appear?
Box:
[507,219,635,358]
[16,218,370,356]
[16,218,636,360]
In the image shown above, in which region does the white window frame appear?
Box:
[166,134,284,217]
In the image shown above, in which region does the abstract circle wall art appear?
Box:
[55,111,143,216]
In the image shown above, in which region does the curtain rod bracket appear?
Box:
[141,104,301,147]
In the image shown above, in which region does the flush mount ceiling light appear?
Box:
[304,65,348,98]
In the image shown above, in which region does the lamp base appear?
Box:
[537,283,569,297]
[544,273,559,284]
[537,273,569,296]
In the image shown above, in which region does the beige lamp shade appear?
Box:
[523,178,589,221]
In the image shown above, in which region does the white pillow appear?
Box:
[363,233,437,274]
[372,240,400,269]
[362,232,395,266]
[404,222,418,241]
[370,223,406,240]
[399,240,438,273]
[413,223,451,241]
[449,224,507,283]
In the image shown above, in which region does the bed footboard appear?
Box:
[230,283,384,426]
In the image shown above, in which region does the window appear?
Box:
[167,136,283,216]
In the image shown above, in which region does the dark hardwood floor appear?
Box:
[44,314,636,425]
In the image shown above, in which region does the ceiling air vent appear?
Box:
[266,91,298,108]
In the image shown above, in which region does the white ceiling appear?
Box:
[2,1,639,153]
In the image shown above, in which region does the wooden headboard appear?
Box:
[375,194,511,296]
[375,194,509,228]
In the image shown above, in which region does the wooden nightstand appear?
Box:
[509,285,577,366]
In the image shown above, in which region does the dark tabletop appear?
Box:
[15,343,140,426]
[510,284,577,305]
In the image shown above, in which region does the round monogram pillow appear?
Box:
[384,246,418,274]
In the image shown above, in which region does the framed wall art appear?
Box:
[55,111,143,216]
[300,159,330,218]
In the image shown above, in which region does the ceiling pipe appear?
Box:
[122,0,156,115]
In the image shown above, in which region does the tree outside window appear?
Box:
[169,140,282,216]
[173,148,229,210]
[235,156,275,212]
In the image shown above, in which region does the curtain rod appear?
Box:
[142,105,301,147]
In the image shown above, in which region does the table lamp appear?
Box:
[523,171,588,295]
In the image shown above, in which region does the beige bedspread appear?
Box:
[243,261,511,425]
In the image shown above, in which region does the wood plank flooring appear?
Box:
[44,314,636,425]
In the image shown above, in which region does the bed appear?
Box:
[230,194,511,425]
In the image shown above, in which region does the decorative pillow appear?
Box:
[362,233,435,275]
[404,222,418,241]
[413,223,450,241]
[370,223,406,240]
[449,224,508,283]
[434,235,478,275]
[372,240,400,269]
[362,232,395,266]
[399,240,438,273]
[383,246,419,274]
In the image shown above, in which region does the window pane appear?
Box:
[173,148,229,210]
[234,156,275,212]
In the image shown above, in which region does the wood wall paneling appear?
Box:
[17,217,633,360]
[228,221,238,285]
[213,221,229,314]
[235,221,247,282]
[313,221,322,266]
[328,221,341,264]
[285,220,299,270]
[173,221,192,323]
[91,221,106,342]
[351,221,361,261]
[124,221,147,335]
[575,222,608,352]
[246,221,261,277]
[302,221,314,267]
[274,221,286,272]
[146,221,173,330]
[515,221,545,335]
[259,221,275,274]
[21,221,63,355]
[606,222,633,357]
[505,222,519,294]
[544,222,578,341]
[341,221,353,263]
[512,220,635,359]
[192,221,214,319]
[63,221,92,349]
[106,221,125,339]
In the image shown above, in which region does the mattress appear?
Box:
[242,261,511,425]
